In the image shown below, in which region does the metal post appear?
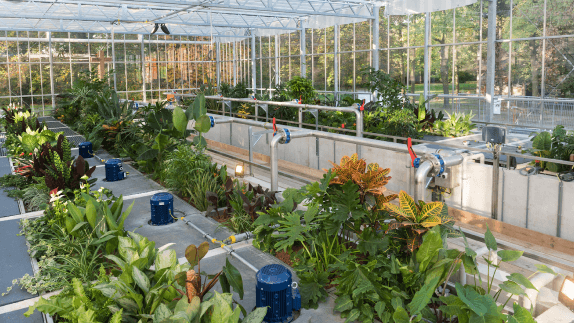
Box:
[486,0,497,122]
[274,35,280,86]
[491,147,500,219]
[111,27,117,91]
[48,32,55,109]
[141,35,147,102]
[300,23,306,77]
[298,108,303,128]
[216,42,221,88]
[248,126,253,176]
[372,6,380,71]
[423,13,430,108]
[233,41,237,86]
[334,24,339,99]
[251,32,256,94]
[557,180,563,237]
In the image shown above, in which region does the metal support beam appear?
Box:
[300,25,306,77]
[233,41,237,86]
[251,32,257,94]
[274,35,280,86]
[141,35,147,102]
[334,24,339,98]
[372,5,379,71]
[486,0,497,122]
[48,31,55,108]
[423,12,430,108]
[216,42,221,88]
[111,27,117,91]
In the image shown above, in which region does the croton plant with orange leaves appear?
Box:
[324,153,398,209]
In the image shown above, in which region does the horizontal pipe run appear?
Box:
[180,217,259,272]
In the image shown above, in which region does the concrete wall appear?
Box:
[204,123,574,242]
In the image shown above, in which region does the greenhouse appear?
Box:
[1,0,574,322]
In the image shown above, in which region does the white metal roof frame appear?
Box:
[0,0,377,37]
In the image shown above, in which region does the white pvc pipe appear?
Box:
[461,153,485,211]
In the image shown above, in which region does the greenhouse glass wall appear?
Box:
[1,0,573,128]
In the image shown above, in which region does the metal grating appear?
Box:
[65,135,86,146]
[0,132,6,157]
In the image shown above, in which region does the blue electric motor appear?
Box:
[105,159,126,182]
[256,264,301,323]
[150,192,174,225]
[78,142,93,159]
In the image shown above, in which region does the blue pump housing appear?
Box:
[150,192,174,225]
[105,159,126,182]
[78,142,93,159]
[256,264,300,323]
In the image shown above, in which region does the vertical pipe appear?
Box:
[300,24,306,77]
[423,13,430,108]
[112,27,117,91]
[540,0,548,124]
[216,42,221,89]
[491,148,500,220]
[251,32,256,94]
[248,126,253,177]
[48,32,55,109]
[372,6,380,72]
[270,134,282,191]
[355,111,363,158]
[274,35,280,86]
[298,108,303,128]
[557,181,563,237]
[334,24,339,100]
[233,41,237,86]
[141,35,147,102]
[486,0,497,122]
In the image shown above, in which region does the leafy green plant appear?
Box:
[385,190,456,252]
[391,225,555,323]
[413,93,443,131]
[528,125,574,172]
[432,111,476,137]
[286,76,316,104]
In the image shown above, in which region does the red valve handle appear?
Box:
[407,137,417,167]
[360,99,365,111]
[272,117,277,132]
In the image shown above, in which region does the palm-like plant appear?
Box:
[385,191,455,252]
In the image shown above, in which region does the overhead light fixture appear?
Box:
[151,23,159,34]
[235,163,245,178]
[160,24,170,35]
[560,276,574,311]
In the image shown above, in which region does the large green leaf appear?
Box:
[416,226,442,271]
[153,303,172,323]
[243,307,268,323]
[132,266,151,294]
[194,115,212,133]
[193,135,207,147]
[506,273,535,292]
[484,225,497,251]
[408,276,439,315]
[222,258,244,300]
[117,201,134,232]
[508,303,536,323]
[192,93,207,120]
[392,307,410,323]
[173,106,189,133]
[155,249,177,271]
[345,309,360,323]
[153,133,170,151]
[499,281,526,296]
[455,283,489,316]
[535,264,556,275]
[334,295,353,312]
[497,250,523,262]
[173,296,201,322]
[85,200,97,229]
[67,203,85,224]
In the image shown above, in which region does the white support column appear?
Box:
[485,0,497,122]
[372,6,380,71]
[48,32,55,109]
[334,24,339,97]
[300,24,306,77]
[251,32,257,94]
[111,28,117,91]
[423,12,430,107]
[274,35,280,85]
[216,42,221,88]
[233,41,237,86]
[141,35,147,102]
